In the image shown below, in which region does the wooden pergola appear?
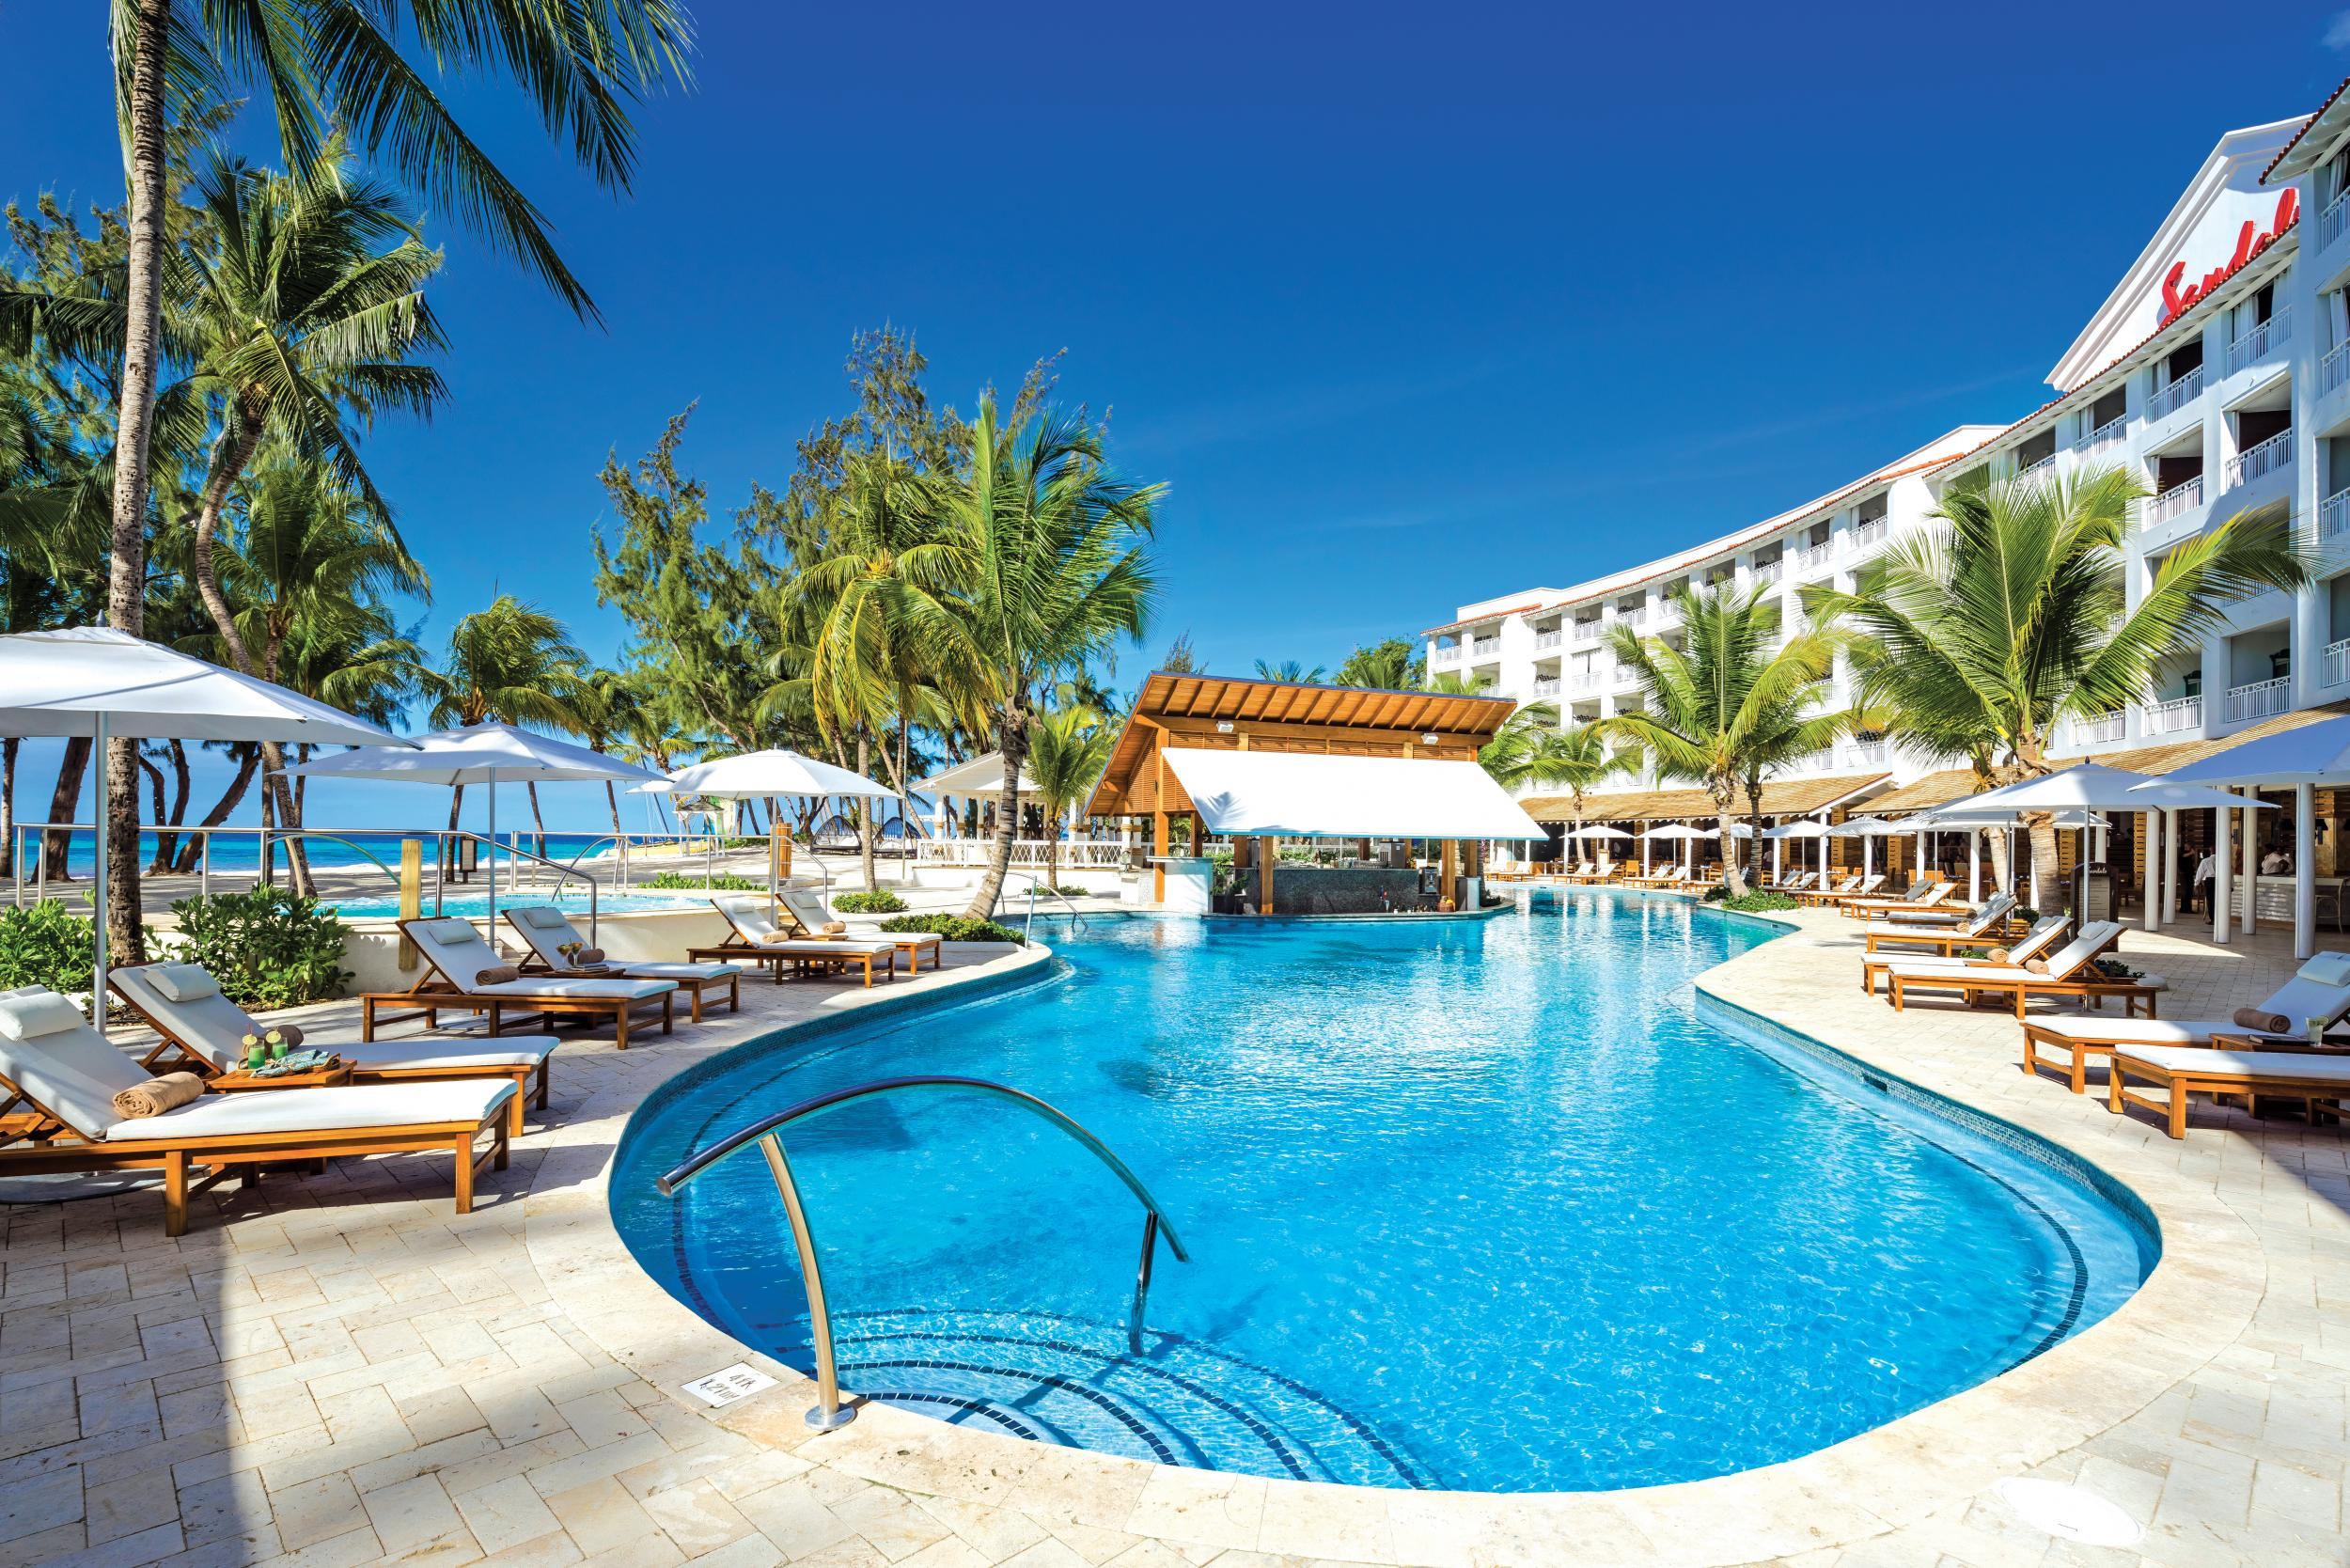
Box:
[1085,672,1521,908]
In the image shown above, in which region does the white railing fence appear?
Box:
[915,838,1130,870]
[2148,474,2204,525]
[2148,366,2203,421]
[2222,675,2292,724]
[2076,414,2125,456]
[2068,711,2126,747]
[2326,637,2350,690]
[2226,307,2290,374]
[2223,429,2293,489]
[2140,693,2203,735]
[2325,189,2350,251]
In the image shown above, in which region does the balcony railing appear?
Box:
[2324,188,2350,251]
[1470,636,1501,658]
[2141,693,2202,735]
[2016,452,2055,481]
[1651,602,1683,629]
[1842,740,1889,768]
[1432,646,1461,666]
[2148,366,2203,421]
[1533,628,1563,650]
[2076,414,2125,456]
[1853,519,1886,552]
[1751,559,1782,585]
[1570,621,1602,644]
[2147,474,2204,525]
[2226,307,2290,374]
[2324,487,2350,542]
[2223,429,2292,489]
[2223,675,2291,725]
[1794,541,1835,575]
[2327,637,2350,690]
[2067,711,2126,747]
[2327,342,2350,400]
[1528,676,1562,698]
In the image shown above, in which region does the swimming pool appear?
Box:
[610,893,2154,1493]
[324,888,713,917]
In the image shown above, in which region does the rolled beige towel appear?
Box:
[822,921,847,935]
[475,964,522,986]
[574,948,606,966]
[2233,1005,2292,1034]
[1985,947,2012,964]
[2024,958,2051,976]
[111,1071,204,1120]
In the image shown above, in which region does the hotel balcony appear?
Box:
[1842,738,1889,768]
[1533,627,1563,651]
[2141,693,2202,735]
[2326,636,2350,691]
[1650,601,1684,630]
[2016,452,2055,481]
[2325,343,2350,400]
[1570,671,1603,693]
[2323,487,2350,546]
[1853,519,1886,553]
[1528,676,1562,698]
[2222,675,2291,725]
[1432,645,1461,666]
[2148,366,2203,423]
[2221,429,2292,491]
[1470,635,1501,659]
[2148,474,2204,525]
[1570,621,1602,645]
[2067,710,2126,747]
[2075,415,2125,458]
[2225,307,2290,376]
[1793,541,1835,576]
[1751,558,1782,586]
[2324,188,2350,255]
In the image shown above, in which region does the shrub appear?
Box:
[1717,890,1799,914]
[642,870,765,892]
[879,914,1026,945]
[833,890,907,914]
[168,888,351,1009]
[0,899,99,995]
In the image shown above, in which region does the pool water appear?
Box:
[610,893,2154,1493]
[325,888,712,917]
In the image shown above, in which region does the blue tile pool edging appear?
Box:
[1693,985,2163,1259]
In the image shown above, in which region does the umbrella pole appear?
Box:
[90,713,108,1027]
[487,771,497,932]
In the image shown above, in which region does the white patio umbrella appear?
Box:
[1640,823,1716,839]
[2139,726,2347,955]
[1944,763,2273,939]
[0,627,413,1020]
[288,723,666,927]
[1828,815,1904,882]
[1765,817,1830,878]
[1569,824,1632,839]
[634,749,898,897]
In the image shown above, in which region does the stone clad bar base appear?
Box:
[0,912,2341,1566]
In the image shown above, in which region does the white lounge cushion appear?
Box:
[2297,951,2350,988]
[102,1079,514,1141]
[2027,1017,2219,1047]
[2117,1046,2350,1082]
[418,917,479,944]
[605,961,745,981]
[0,990,88,1041]
[145,964,219,1003]
[338,1040,556,1072]
[0,994,152,1135]
[712,894,785,943]
[515,906,570,930]
[472,977,675,1000]
[749,938,896,957]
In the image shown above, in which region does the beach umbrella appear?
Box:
[289,723,666,927]
[0,626,413,1021]
[1640,823,1715,839]
[634,749,899,896]
[1568,824,1631,839]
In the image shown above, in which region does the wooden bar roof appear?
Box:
[1522,773,1889,823]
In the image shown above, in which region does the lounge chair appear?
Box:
[1845,881,1956,920]
[1885,921,2159,1019]
[689,894,900,986]
[1627,863,1684,887]
[1863,914,2068,994]
[2019,952,2350,1092]
[111,963,556,1137]
[0,985,512,1236]
[369,918,679,1047]
[776,886,944,975]
[1862,894,2018,956]
[501,906,744,1021]
[2107,1045,2350,1138]
[1795,873,1876,907]
[1772,870,1819,894]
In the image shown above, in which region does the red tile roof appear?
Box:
[2263,75,2350,184]
[1420,602,1547,637]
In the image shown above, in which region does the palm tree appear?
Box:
[1253,658,1326,683]
[1480,710,1622,827]
[1805,470,2309,909]
[418,597,591,852]
[1602,583,1849,898]
[1334,637,1423,690]
[931,399,1163,918]
[1026,703,1116,891]
[92,3,688,968]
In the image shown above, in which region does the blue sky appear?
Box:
[5,1,2349,833]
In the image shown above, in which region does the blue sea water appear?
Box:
[609,892,2154,1493]
[16,827,621,879]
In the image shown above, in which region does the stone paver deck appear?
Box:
[2,904,2346,1568]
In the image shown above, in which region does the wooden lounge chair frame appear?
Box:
[2107,1048,2347,1138]
[368,919,678,1048]
[774,889,944,975]
[500,909,744,1022]
[0,1069,509,1237]
[1887,928,2153,1020]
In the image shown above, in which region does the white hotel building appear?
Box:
[1427,82,2350,823]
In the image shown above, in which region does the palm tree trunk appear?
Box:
[147,740,190,870]
[965,702,1030,919]
[1715,793,1747,898]
[172,745,259,873]
[604,780,621,837]
[42,737,90,880]
[2025,811,2062,918]
[102,0,170,969]
[526,780,548,858]
[0,736,15,880]
[855,731,876,890]
[257,742,314,896]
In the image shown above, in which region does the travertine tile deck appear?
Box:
[2,907,2344,1568]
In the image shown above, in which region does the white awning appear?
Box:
[1161,747,1546,839]
[912,751,1042,797]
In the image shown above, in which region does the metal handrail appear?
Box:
[1008,872,1089,936]
[658,1075,1186,1432]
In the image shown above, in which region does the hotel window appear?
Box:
[2157,337,2202,389]
[2332,148,2350,206]
[1807,522,1829,547]
[2014,431,2056,472]
[1856,497,1887,525]
[2088,387,2124,431]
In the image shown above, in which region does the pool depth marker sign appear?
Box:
[2157,189,2298,327]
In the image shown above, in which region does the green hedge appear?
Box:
[0,900,99,995]
[168,888,351,1009]
[1716,890,1799,913]
[878,914,1026,945]
[641,870,765,892]
[833,889,908,914]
